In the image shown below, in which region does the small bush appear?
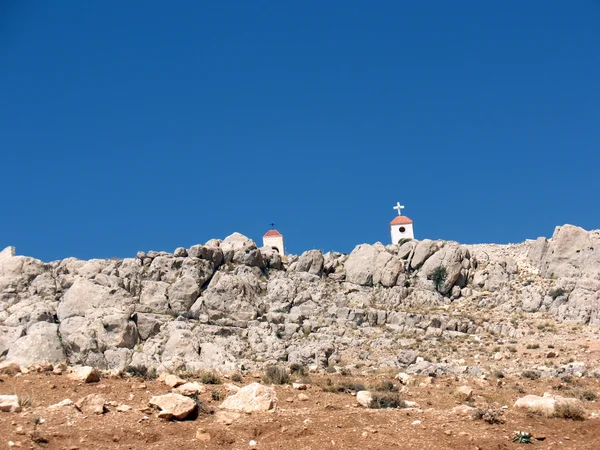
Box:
[471,407,505,424]
[211,389,226,401]
[263,365,290,385]
[507,346,518,353]
[339,367,352,376]
[371,381,398,393]
[199,371,221,385]
[492,370,505,379]
[574,389,597,402]
[521,370,540,380]
[369,392,407,409]
[431,266,447,290]
[553,402,586,421]
[125,365,157,380]
[289,363,307,376]
[526,343,540,350]
[230,372,243,383]
[320,379,365,394]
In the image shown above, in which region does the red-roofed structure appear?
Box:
[263,229,282,237]
[389,216,413,226]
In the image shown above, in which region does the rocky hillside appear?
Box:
[0,224,598,375]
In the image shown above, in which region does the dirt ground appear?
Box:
[1,370,599,450]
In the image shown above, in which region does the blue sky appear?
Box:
[1,1,599,260]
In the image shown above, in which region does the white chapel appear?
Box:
[263,228,285,255]
[390,201,414,243]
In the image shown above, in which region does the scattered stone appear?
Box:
[116,404,132,412]
[196,430,211,442]
[356,391,373,408]
[0,395,21,413]
[49,399,74,409]
[172,382,206,396]
[75,394,107,415]
[292,383,308,390]
[220,383,277,413]
[451,404,476,416]
[149,393,196,420]
[164,374,186,388]
[455,385,473,401]
[68,366,100,383]
[214,410,241,425]
[0,362,21,376]
[298,393,309,401]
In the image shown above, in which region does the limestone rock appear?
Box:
[75,394,107,415]
[455,385,473,401]
[295,250,324,275]
[149,393,197,420]
[68,366,100,383]
[220,383,277,413]
[0,395,21,413]
[164,374,186,388]
[410,240,440,269]
[49,399,74,409]
[356,391,373,408]
[6,322,66,368]
[173,382,206,396]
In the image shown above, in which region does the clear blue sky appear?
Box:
[1,1,599,260]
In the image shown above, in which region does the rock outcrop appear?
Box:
[1,226,600,373]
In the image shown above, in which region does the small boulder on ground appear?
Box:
[0,395,21,413]
[173,382,206,396]
[0,362,21,375]
[514,393,585,417]
[68,366,100,383]
[455,385,473,401]
[220,382,277,413]
[149,393,197,420]
[49,399,74,409]
[75,394,107,415]
[356,391,373,408]
[164,374,186,388]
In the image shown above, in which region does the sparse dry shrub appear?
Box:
[553,401,586,421]
[573,388,597,402]
[371,380,398,393]
[263,365,289,385]
[471,407,505,424]
[230,372,243,383]
[211,389,226,401]
[289,363,307,376]
[320,379,365,394]
[125,365,157,380]
[521,370,540,380]
[369,392,407,409]
[526,343,540,350]
[199,371,221,385]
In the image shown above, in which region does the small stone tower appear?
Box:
[263,229,285,255]
[390,202,414,243]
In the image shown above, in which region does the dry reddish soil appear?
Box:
[1,371,599,450]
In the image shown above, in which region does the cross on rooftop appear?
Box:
[269,222,276,229]
[393,202,405,216]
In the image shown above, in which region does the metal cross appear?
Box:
[269,222,276,229]
[393,202,405,216]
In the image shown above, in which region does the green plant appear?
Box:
[371,380,398,393]
[263,365,290,385]
[512,431,532,444]
[431,265,447,290]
